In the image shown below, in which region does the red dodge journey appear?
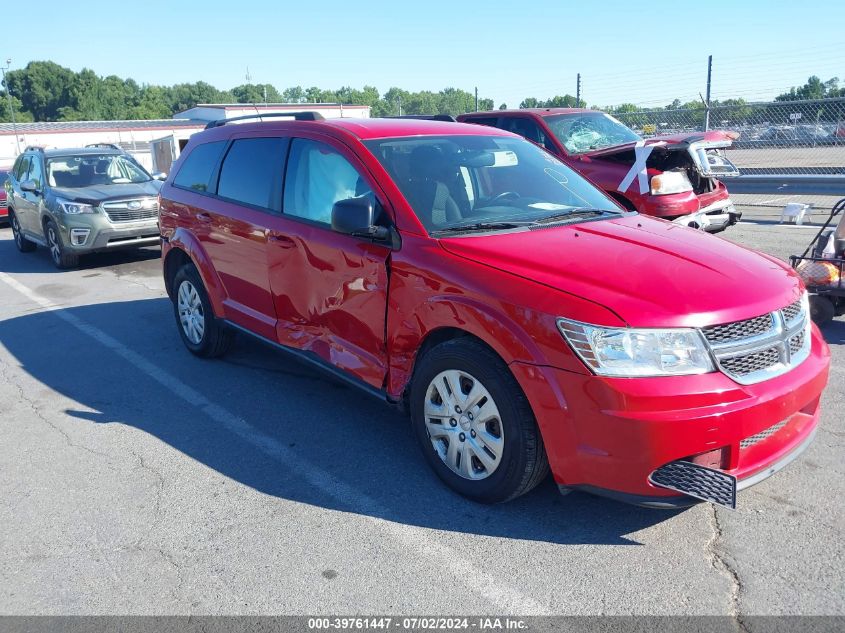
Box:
[158,113,830,509]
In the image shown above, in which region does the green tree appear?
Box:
[0,91,34,122]
[6,61,76,121]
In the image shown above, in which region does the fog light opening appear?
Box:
[70,228,90,246]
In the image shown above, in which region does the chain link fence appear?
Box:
[610,98,845,212]
[610,98,845,176]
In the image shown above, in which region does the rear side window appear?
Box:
[217,138,286,212]
[465,117,499,127]
[173,141,226,192]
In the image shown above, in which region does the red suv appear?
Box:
[458,109,741,232]
[159,113,829,509]
[0,169,10,224]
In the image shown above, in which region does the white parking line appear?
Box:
[0,271,551,615]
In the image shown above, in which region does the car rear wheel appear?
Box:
[10,212,36,253]
[810,294,835,325]
[410,338,549,503]
[172,263,234,358]
[45,220,79,269]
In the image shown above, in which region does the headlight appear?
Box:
[650,171,693,196]
[57,198,97,214]
[557,318,714,377]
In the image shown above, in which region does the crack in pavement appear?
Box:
[0,355,118,468]
[707,505,748,633]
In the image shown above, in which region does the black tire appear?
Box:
[810,295,835,326]
[45,219,79,269]
[171,263,234,358]
[410,338,549,503]
[10,212,36,253]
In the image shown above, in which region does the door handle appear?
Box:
[268,234,296,248]
[196,212,212,223]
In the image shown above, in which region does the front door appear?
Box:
[266,136,391,389]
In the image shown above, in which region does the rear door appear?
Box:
[171,136,286,340]
[265,135,392,389]
[202,134,288,340]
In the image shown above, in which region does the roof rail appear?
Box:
[204,111,325,129]
[382,114,457,122]
[85,143,123,150]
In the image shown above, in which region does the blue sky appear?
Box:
[5,0,843,108]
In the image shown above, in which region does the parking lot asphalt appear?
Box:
[0,208,842,617]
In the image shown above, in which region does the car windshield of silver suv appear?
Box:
[47,154,152,187]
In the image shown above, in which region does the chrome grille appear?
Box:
[703,314,773,344]
[0,198,7,209]
[740,419,789,449]
[720,346,780,376]
[101,198,159,223]
[789,331,805,354]
[781,299,802,324]
[704,297,810,385]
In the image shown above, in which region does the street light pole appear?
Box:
[1,59,21,154]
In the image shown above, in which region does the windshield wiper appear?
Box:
[431,221,533,235]
[531,208,622,224]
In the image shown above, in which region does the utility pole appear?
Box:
[704,55,712,131]
[398,95,402,116]
[1,59,21,155]
[576,73,582,107]
[474,86,478,111]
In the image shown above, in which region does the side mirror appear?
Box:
[331,196,389,240]
[152,172,167,181]
[20,179,40,194]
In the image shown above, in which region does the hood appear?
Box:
[438,215,800,328]
[583,130,736,159]
[50,180,162,205]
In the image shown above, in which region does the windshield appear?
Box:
[545,112,642,154]
[46,154,152,188]
[364,135,622,234]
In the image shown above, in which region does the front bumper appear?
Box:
[671,198,740,232]
[510,325,830,507]
[59,217,160,253]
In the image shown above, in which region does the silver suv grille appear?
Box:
[101,198,159,223]
[703,298,811,385]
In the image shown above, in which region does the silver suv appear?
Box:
[5,146,164,268]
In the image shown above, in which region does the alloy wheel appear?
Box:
[47,226,62,265]
[11,215,22,248]
[423,369,504,480]
[177,280,205,345]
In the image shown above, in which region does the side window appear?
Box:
[502,117,547,146]
[217,138,286,212]
[173,141,226,193]
[13,156,30,181]
[27,157,44,189]
[283,139,372,226]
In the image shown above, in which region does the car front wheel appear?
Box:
[45,220,79,269]
[410,338,549,503]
